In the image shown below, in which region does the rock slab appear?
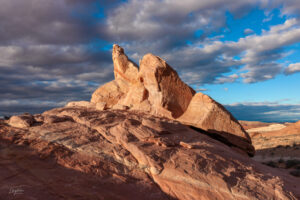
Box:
[1,108,299,199]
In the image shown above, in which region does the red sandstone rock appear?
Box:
[239,120,275,130]
[178,93,254,156]
[91,79,127,108]
[112,44,139,85]
[91,45,139,108]
[8,114,35,129]
[90,45,253,156]
[1,108,299,199]
[138,53,195,118]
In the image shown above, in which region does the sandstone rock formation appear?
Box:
[1,108,299,199]
[91,45,254,156]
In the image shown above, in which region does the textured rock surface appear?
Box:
[243,120,300,150]
[66,101,95,108]
[91,44,139,107]
[178,93,254,156]
[90,45,253,156]
[1,108,299,199]
[112,44,139,85]
[8,114,35,129]
[139,53,195,118]
[91,80,127,108]
[239,120,300,178]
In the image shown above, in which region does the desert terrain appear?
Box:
[0,45,299,199]
[240,120,300,178]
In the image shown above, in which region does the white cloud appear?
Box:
[244,28,254,35]
[216,74,239,84]
[284,63,300,75]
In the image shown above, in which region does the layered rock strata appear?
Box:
[1,108,299,199]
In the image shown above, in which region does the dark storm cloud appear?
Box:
[1,0,300,118]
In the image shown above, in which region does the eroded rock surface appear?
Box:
[8,114,35,129]
[91,45,253,156]
[138,53,195,118]
[1,108,299,200]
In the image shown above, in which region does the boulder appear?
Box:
[178,93,254,156]
[139,53,195,118]
[8,114,35,128]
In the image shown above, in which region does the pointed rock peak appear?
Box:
[112,44,124,59]
[112,44,138,84]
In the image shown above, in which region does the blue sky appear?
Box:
[0,0,300,122]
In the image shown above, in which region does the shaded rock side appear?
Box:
[1,107,299,200]
[139,54,195,118]
[178,93,254,156]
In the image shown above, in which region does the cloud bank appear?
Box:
[1,0,300,121]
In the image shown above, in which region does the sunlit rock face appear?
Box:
[91,45,254,156]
